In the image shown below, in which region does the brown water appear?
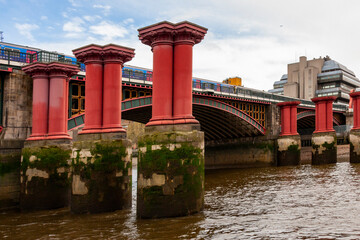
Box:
[2,162,360,239]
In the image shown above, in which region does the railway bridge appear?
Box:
[0,20,357,218]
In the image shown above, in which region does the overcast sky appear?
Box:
[1,0,360,90]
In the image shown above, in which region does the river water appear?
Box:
[2,162,360,239]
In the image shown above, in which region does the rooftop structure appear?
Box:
[268,56,360,105]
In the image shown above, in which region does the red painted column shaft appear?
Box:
[84,61,103,133]
[326,101,333,131]
[353,96,360,129]
[102,61,123,132]
[350,91,360,130]
[312,96,336,133]
[290,105,298,134]
[283,106,291,135]
[73,45,104,134]
[48,73,70,139]
[173,43,198,124]
[102,45,135,132]
[30,74,49,139]
[277,101,300,136]
[149,43,174,125]
[22,63,49,140]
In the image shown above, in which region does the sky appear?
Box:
[1,0,360,91]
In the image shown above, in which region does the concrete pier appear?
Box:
[137,124,204,218]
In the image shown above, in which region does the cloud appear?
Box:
[89,21,128,41]
[83,15,101,22]
[93,4,111,15]
[68,0,80,7]
[15,23,39,41]
[63,17,85,38]
[41,16,48,21]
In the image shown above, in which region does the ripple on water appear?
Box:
[1,163,360,239]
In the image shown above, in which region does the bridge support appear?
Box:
[276,101,301,166]
[311,96,337,165]
[71,44,134,213]
[20,63,78,211]
[137,21,207,218]
[349,91,360,163]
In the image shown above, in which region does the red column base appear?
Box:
[279,133,300,137]
[313,129,336,134]
[47,133,72,140]
[26,134,48,141]
[79,127,103,135]
[102,127,126,133]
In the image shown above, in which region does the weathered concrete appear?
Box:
[1,70,32,140]
[205,139,275,169]
[20,139,72,211]
[312,131,337,165]
[349,129,360,163]
[71,132,132,214]
[277,135,301,166]
[137,124,204,218]
[0,149,21,211]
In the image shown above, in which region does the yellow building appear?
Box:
[223,77,242,86]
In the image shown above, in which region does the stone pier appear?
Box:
[276,101,301,166]
[349,90,360,163]
[71,44,134,214]
[137,21,207,218]
[20,63,78,211]
[311,96,337,165]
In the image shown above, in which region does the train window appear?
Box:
[81,99,85,110]
[72,84,79,96]
[131,90,138,98]
[72,98,79,109]
[124,90,131,99]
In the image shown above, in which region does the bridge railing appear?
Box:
[0,49,34,65]
[195,81,347,111]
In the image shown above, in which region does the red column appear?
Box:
[47,63,79,139]
[138,21,207,126]
[290,104,298,134]
[350,91,360,130]
[23,63,49,140]
[172,23,206,124]
[277,101,300,136]
[139,23,175,126]
[312,96,336,133]
[73,45,103,134]
[102,44,135,132]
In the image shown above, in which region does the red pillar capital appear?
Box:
[138,21,207,126]
[138,21,175,47]
[350,91,360,130]
[73,45,104,134]
[23,63,49,140]
[277,101,300,136]
[311,96,336,133]
[47,63,79,139]
[102,44,135,133]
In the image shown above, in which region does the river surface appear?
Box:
[2,162,360,239]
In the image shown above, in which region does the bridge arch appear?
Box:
[68,96,266,141]
[297,110,340,130]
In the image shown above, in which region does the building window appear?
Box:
[71,82,85,117]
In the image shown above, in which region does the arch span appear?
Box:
[68,96,266,141]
